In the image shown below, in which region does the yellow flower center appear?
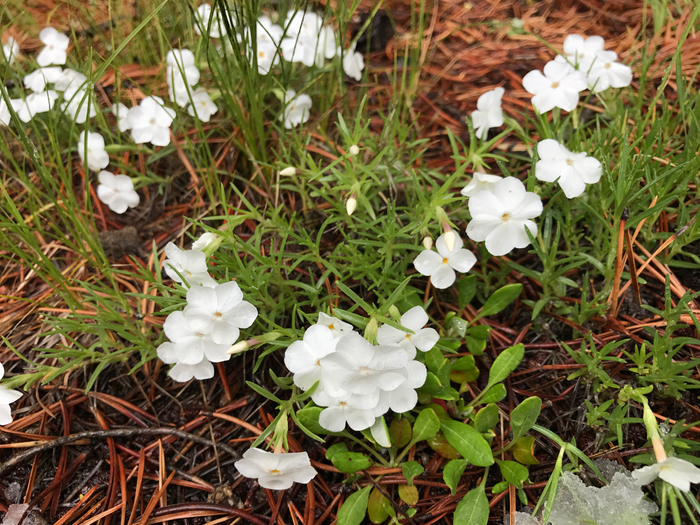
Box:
[405,334,411,340]
[442,257,448,264]
[566,158,574,166]
[604,63,611,69]
[328,324,334,330]
[502,213,511,222]
[551,82,560,88]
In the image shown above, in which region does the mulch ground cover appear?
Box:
[1,0,699,524]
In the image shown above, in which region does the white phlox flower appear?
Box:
[127,96,176,146]
[377,305,439,357]
[280,89,312,129]
[157,342,215,381]
[23,67,62,92]
[373,360,427,416]
[192,232,217,251]
[466,177,543,256]
[315,312,353,339]
[96,171,140,214]
[522,60,587,113]
[54,68,88,99]
[163,242,217,288]
[37,27,69,66]
[251,41,280,75]
[235,448,317,490]
[166,49,200,107]
[535,139,602,198]
[2,37,20,65]
[281,11,336,67]
[472,87,504,139]
[241,15,284,48]
[580,50,632,92]
[562,34,605,66]
[284,324,337,393]
[187,88,218,121]
[339,42,364,81]
[632,457,700,493]
[315,390,379,432]
[163,310,231,365]
[182,281,258,345]
[16,91,59,122]
[62,89,97,123]
[78,130,109,172]
[461,172,503,197]
[413,233,477,290]
[0,362,23,426]
[112,102,131,132]
[0,99,11,126]
[194,3,227,38]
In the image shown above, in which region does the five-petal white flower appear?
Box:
[280,89,312,129]
[466,177,543,256]
[632,457,700,493]
[235,448,317,490]
[54,68,88,98]
[0,362,23,426]
[377,305,439,357]
[413,233,477,289]
[581,50,632,92]
[186,89,218,122]
[23,67,62,92]
[78,131,110,172]
[535,139,602,198]
[37,27,70,66]
[284,324,337,392]
[340,42,364,81]
[163,243,217,288]
[163,310,231,365]
[522,60,587,113]
[62,89,97,123]
[316,312,353,339]
[461,172,503,197]
[96,171,140,214]
[562,34,605,66]
[127,96,176,146]
[15,91,59,122]
[472,87,504,139]
[157,342,215,381]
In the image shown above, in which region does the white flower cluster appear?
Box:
[523,34,632,113]
[157,240,258,382]
[0,362,22,426]
[163,49,218,122]
[284,308,435,432]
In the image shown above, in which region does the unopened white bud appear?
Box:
[423,236,433,250]
[444,230,456,252]
[349,145,360,156]
[279,167,296,176]
[227,340,249,355]
[347,196,357,216]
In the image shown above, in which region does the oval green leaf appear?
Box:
[412,408,440,443]
[510,396,542,441]
[332,451,373,473]
[486,344,524,388]
[337,485,371,525]
[454,486,489,525]
[443,458,467,495]
[440,420,494,467]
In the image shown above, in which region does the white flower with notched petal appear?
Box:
[0,362,23,426]
[62,89,97,123]
[37,27,70,66]
[187,89,218,122]
[2,37,20,65]
[522,60,587,113]
[320,332,408,397]
[163,243,217,288]
[112,103,131,132]
[280,90,312,129]
[372,360,427,416]
[316,312,353,339]
[78,131,109,172]
[163,310,231,365]
[535,139,602,198]
[377,306,439,357]
[632,457,700,493]
[284,324,337,392]
[461,172,503,197]
[315,390,379,432]
[96,171,140,214]
[127,96,176,147]
[472,87,504,139]
[54,68,88,98]
[340,42,364,81]
[466,177,543,256]
[580,50,632,92]
[413,234,477,290]
[562,34,605,66]
[157,342,215,382]
[23,67,62,92]
[16,91,59,122]
[182,281,258,345]
[235,449,317,490]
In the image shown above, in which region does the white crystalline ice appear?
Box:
[511,511,541,525]
[548,471,657,525]
[594,458,629,483]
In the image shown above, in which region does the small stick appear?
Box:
[624,227,641,306]
[608,208,628,317]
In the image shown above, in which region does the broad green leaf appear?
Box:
[451,355,476,371]
[337,485,371,525]
[412,408,440,442]
[440,420,494,467]
[390,417,412,448]
[474,284,523,321]
[332,452,373,473]
[469,325,490,340]
[326,442,348,460]
[480,383,507,404]
[458,274,477,312]
[486,344,524,388]
[474,404,499,433]
[398,484,419,506]
[424,403,451,420]
[510,397,542,441]
[454,486,489,525]
[465,336,487,355]
[425,347,443,373]
[402,461,424,486]
[512,436,539,465]
[496,460,529,489]
[368,488,389,524]
[443,458,467,495]
[492,481,509,494]
[428,432,462,459]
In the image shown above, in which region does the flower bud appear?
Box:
[279,167,296,176]
[227,340,249,355]
[423,236,433,250]
[444,230,456,252]
[347,195,357,216]
[349,145,360,156]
